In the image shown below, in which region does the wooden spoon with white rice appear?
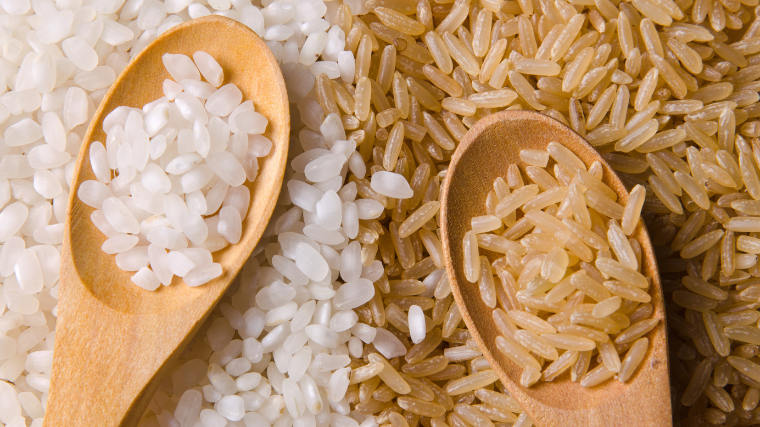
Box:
[44,16,289,427]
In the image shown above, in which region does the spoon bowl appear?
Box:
[439,111,671,427]
[45,15,289,427]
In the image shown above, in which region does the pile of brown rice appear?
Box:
[463,144,654,389]
[172,0,760,424]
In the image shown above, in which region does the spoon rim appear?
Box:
[439,110,672,423]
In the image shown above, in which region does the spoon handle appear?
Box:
[44,253,205,427]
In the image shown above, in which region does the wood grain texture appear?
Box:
[439,111,672,427]
[44,16,289,427]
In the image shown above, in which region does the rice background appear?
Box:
[0,0,757,424]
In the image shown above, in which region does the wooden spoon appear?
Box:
[439,111,672,426]
[44,15,289,427]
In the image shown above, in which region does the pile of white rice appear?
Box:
[1,0,760,423]
[79,50,269,291]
